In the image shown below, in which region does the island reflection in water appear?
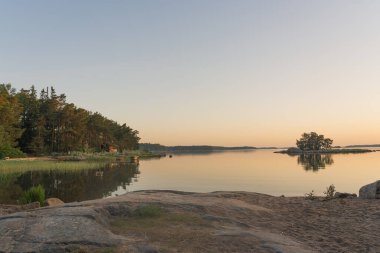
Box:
[296,154,334,171]
[0,162,139,204]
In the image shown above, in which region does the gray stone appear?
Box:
[104,203,131,216]
[359,180,380,199]
[334,192,357,199]
[0,205,123,252]
[132,244,160,253]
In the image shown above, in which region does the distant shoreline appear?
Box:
[139,143,282,153]
[140,144,258,153]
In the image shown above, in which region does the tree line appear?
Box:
[0,84,140,157]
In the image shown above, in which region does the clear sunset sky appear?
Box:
[1,0,380,147]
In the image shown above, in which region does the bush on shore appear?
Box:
[0,145,26,159]
[19,185,45,206]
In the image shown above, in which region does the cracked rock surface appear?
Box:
[1,190,379,252]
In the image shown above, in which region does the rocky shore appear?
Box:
[0,190,379,253]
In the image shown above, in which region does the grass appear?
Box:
[110,204,211,252]
[111,212,205,231]
[0,160,109,174]
[53,152,120,162]
[19,184,45,205]
[132,204,163,218]
[0,150,161,175]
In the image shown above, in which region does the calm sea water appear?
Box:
[124,149,380,196]
[1,149,379,204]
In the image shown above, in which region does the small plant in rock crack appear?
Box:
[323,184,336,199]
[305,190,317,200]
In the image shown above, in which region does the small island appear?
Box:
[275,132,374,155]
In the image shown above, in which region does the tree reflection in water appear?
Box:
[297,154,334,172]
[0,162,139,204]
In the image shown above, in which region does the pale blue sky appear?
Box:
[1,0,380,146]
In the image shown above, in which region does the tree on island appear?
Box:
[296,132,333,151]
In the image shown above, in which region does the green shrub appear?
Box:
[132,204,163,218]
[0,145,26,159]
[20,185,45,206]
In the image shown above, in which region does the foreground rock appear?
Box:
[0,205,122,252]
[334,192,357,199]
[0,202,40,216]
[1,191,380,252]
[359,180,380,199]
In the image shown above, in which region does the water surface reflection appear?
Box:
[128,149,380,196]
[1,149,379,202]
[296,154,334,171]
[0,163,139,204]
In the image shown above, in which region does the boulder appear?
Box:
[0,203,122,252]
[334,192,357,199]
[44,198,65,206]
[359,180,380,199]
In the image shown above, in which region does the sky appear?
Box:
[1,0,380,147]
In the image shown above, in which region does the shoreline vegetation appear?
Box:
[345,144,380,148]
[275,147,374,155]
[0,84,140,159]
[0,150,164,174]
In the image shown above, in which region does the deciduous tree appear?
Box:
[296,132,333,151]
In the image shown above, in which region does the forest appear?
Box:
[0,84,140,157]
